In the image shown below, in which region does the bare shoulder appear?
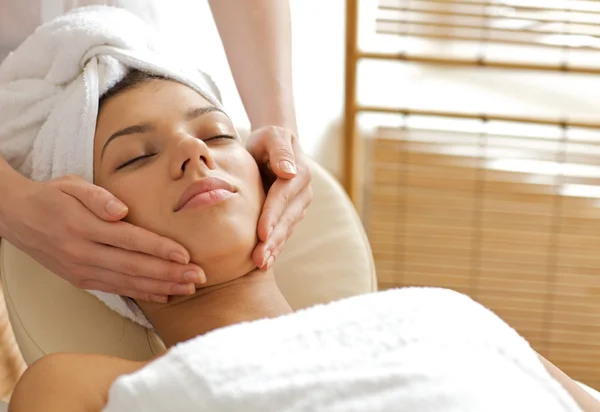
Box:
[9,352,147,412]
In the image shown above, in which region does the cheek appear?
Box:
[100,176,165,230]
[221,149,264,201]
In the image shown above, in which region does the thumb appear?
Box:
[269,131,297,179]
[59,177,128,221]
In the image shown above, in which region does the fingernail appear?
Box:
[279,160,296,175]
[105,200,128,216]
[150,294,168,303]
[184,270,206,284]
[266,256,275,270]
[174,283,196,295]
[261,250,271,268]
[169,252,189,265]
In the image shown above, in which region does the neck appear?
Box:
[139,269,292,347]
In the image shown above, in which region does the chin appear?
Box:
[184,218,259,286]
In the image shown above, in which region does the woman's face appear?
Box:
[93,79,264,285]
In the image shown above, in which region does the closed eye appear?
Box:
[206,134,236,142]
[117,153,156,170]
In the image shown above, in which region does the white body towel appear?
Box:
[102,288,582,412]
[0,6,222,328]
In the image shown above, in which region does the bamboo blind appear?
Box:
[365,116,600,389]
[346,0,600,389]
[376,0,600,73]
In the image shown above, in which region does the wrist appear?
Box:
[248,99,298,138]
[250,122,298,139]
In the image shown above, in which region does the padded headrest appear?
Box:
[0,158,376,364]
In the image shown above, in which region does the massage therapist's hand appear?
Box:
[0,174,205,303]
[247,126,313,271]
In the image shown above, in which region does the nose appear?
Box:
[170,133,215,179]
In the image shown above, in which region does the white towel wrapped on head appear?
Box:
[0,6,223,328]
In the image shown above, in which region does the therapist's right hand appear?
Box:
[0,174,204,303]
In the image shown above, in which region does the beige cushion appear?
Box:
[0,158,376,365]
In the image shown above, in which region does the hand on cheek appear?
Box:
[247,127,313,271]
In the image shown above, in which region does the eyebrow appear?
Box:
[184,106,225,121]
[100,105,226,159]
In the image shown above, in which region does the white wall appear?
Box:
[156,1,600,182]
[155,0,348,177]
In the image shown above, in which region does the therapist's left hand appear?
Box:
[247,126,313,271]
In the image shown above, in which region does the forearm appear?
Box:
[0,155,27,237]
[538,354,600,411]
[208,0,297,134]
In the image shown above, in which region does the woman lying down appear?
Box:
[1,7,599,412]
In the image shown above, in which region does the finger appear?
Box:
[77,279,169,303]
[78,267,196,298]
[255,241,283,272]
[251,240,270,269]
[57,175,129,221]
[246,126,297,179]
[79,241,205,284]
[255,185,312,270]
[256,172,308,242]
[87,219,191,265]
[264,185,312,254]
[251,231,291,270]
[267,129,297,179]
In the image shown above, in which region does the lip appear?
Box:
[175,177,236,212]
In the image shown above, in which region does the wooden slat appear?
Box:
[361,106,600,129]
[359,51,600,74]
[379,3,600,28]
[377,17,600,39]
[390,0,600,16]
[378,27,598,52]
